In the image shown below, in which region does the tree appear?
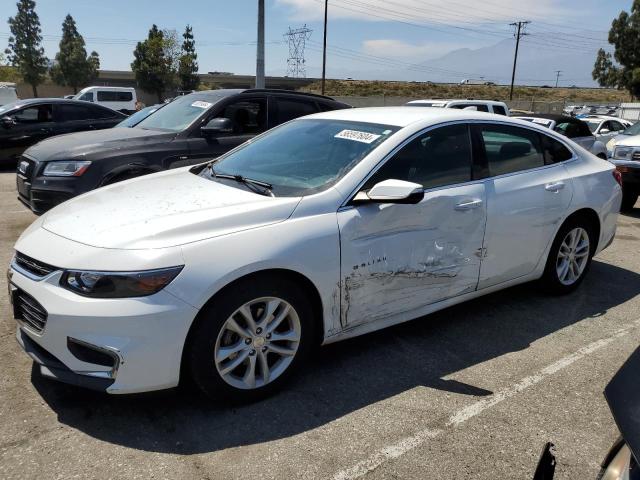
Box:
[593,0,640,98]
[50,15,100,94]
[178,25,199,91]
[5,0,48,97]
[161,28,180,91]
[131,25,172,103]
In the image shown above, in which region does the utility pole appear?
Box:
[321,0,328,95]
[509,20,530,101]
[256,0,265,89]
[555,70,562,88]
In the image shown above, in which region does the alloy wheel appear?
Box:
[214,297,301,390]
[556,227,590,286]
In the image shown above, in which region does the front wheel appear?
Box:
[186,275,314,402]
[540,220,595,295]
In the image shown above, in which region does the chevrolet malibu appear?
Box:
[8,107,622,402]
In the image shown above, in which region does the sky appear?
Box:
[0,0,634,85]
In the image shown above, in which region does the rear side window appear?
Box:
[57,104,93,121]
[541,135,573,164]
[364,124,472,190]
[97,91,133,102]
[480,124,544,176]
[493,105,507,116]
[89,105,118,119]
[276,97,318,123]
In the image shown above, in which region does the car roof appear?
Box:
[517,113,581,123]
[191,88,338,102]
[4,98,117,107]
[306,106,510,127]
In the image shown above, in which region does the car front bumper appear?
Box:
[8,262,199,394]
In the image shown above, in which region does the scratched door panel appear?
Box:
[478,163,573,289]
[337,183,486,329]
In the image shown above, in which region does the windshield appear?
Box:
[116,105,161,128]
[199,119,399,196]
[622,121,640,136]
[407,102,446,108]
[136,94,225,132]
[583,119,600,133]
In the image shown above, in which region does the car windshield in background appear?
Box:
[583,119,600,133]
[136,94,225,132]
[622,122,640,136]
[407,102,446,107]
[116,105,162,128]
[199,119,399,196]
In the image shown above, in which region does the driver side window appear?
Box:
[363,123,472,191]
[13,105,53,124]
[215,99,267,135]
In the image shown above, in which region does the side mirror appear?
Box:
[353,179,424,205]
[599,128,610,135]
[201,117,233,136]
[1,116,16,129]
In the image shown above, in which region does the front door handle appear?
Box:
[545,182,565,192]
[455,199,483,211]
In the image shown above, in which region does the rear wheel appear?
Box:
[541,218,595,294]
[621,189,638,212]
[186,275,314,402]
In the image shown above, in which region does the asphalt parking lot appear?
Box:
[1,170,639,480]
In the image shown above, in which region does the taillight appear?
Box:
[613,169,623,187]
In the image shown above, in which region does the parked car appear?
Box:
[514,114,608,158]
[580,115,632,145]
[73,86,137,114]
[8,107,621,401]
[534,346,640,480]
[406,99,509,116]
[1,98,125,166]
[0,82,19,106]
[16,89,350,213]
[114,104,163,128]
[608,122,640,211]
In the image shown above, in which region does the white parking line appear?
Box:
[332,319,640,480]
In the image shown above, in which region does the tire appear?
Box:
[540,217,596,295]
[186,274,315,403]
[620,190,638,212]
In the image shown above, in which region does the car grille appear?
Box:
[14,252,58,277]
[14,289,48,333]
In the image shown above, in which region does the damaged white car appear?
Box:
[8,107,622,402]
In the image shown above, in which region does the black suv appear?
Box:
[1,98,125,166]
[17,89,350,213]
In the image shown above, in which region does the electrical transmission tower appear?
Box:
[284,25,312,78]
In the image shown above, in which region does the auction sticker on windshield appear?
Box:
[335,129,382,144]
[191,101,213,109]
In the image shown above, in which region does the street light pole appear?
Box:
[321,0,328,95]
[256,0,265,89]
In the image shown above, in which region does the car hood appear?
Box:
[24,127,174,162]
[40,168,302,249]
[612,134,640,148]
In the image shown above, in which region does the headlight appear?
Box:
[613,147,634,160]
[43,160,91,177]
[60,266,183,298]
[600,443,635,480]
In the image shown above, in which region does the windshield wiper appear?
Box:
[211,168,274,197]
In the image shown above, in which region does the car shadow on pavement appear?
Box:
[32,259,640,455]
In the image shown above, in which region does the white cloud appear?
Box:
[276,0,565,24]
[362,39,466,59]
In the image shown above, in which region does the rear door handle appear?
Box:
[455,199,483,211]
[545,182,565,192]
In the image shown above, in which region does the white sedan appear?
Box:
[8,107,622,402]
